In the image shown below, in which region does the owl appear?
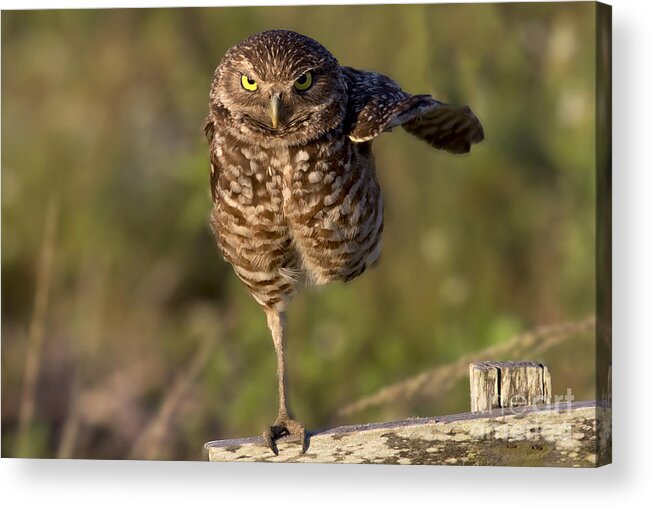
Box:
[205,30,483,453]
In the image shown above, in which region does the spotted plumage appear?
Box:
[205,30,483,452]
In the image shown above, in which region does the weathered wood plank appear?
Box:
[204,401,610,466]
[469,361,551,412]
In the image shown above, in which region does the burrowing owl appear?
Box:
[205,30,483,453]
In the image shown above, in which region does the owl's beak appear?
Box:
[269,94,280,129]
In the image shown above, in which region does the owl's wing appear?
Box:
[204,115,220,202]
[343,66,484,154]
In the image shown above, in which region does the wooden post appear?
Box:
[469,361,552,412]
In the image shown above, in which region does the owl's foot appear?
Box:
[262,414,307,455]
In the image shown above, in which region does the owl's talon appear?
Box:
[263,428,280,455]
[262,415,307,454]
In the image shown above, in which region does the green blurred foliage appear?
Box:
[2,3,597,460]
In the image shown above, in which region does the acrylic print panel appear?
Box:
[1,2,611,466]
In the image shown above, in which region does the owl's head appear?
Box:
[211,30,347,145]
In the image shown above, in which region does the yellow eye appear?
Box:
[294,72,313,91]
[241,74,258,91]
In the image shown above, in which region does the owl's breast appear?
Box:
[282,136,385,286]
[210,127,384,297]
[209,132,302,308]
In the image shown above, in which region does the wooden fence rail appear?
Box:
[204,361,611,467]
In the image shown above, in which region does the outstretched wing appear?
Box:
[343,66,484,154]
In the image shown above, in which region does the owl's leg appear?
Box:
[262,309,307,455]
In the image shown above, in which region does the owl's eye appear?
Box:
[293,72,313,91]
[241,74,258,91]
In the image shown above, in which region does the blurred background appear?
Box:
[2,2,598,460]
